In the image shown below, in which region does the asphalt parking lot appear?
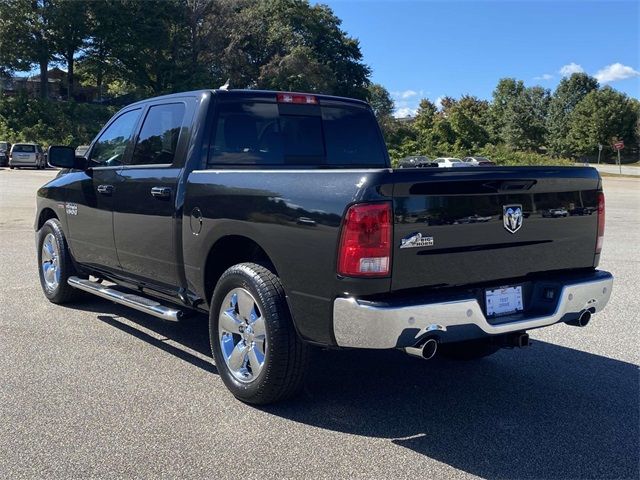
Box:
[1,168,638,479]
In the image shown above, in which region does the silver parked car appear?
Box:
[9,143,45,169]
[462,156,495,166]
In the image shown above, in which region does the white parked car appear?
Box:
[9,143,45,169]
[434,157,471,168]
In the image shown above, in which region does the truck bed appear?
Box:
[184,165,602,345]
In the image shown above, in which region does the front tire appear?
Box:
[37,218,83,304]
[210,263,310,405]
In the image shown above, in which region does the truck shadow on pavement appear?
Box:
[73,299,638,480]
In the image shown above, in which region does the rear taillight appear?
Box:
[337,202,392,277]
[596,192,605,254]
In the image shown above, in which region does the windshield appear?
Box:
[209,101,387,167]
[13,144,35,153]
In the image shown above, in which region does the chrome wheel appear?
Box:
[218,287,267,383]
[41,233,61,291]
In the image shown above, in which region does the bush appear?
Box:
[0,94,116,148]
[476,144,574,166]
[389,142,574,167]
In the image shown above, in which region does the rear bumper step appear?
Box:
[68,276,183,322]
[333,270,613,349]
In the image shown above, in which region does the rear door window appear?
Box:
[130,103,186,166]
[209,100,387,167]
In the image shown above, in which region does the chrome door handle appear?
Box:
[97,184,114,195]
[150,186,171,198]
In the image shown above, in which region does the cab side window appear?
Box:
[90,109,141,166]
[130,103,186,166]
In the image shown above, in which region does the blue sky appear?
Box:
[318,0,640,116]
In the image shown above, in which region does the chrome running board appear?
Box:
[68,276,183,322]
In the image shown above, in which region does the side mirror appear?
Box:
[47,145,87,170]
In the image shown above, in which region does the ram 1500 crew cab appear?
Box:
[38,89,613,404]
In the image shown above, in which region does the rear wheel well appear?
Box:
[204,236,277,305]
[37,208,58,230]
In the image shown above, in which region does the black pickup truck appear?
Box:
[38,89,613,404]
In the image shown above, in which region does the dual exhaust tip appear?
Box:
[566,309,592,327]
[404,338,438,360]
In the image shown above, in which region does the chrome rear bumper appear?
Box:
[333,271,613,349]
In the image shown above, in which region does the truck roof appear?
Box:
[123,89,370,109]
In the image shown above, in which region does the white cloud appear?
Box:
[559,63,584,76]
[435,96,444,110]
[594,63,640,83]
[393,107,417,118]
[534,73,553,81]
[391,89,423,100]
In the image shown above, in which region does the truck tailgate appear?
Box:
[391,167,601,291]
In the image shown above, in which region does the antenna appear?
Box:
[219,79,230,90]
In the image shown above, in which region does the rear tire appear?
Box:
[439,339,500,361]
[37,218,83,304]
[210,263,310,405]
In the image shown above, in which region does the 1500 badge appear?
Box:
[65,203,78,216]
[400,232,434,249]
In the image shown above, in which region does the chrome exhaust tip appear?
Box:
[566,309,592,327]
[577,309,591,327]
[421,338,438,360]
[404,338,438,360]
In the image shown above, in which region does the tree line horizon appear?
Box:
[0,0,637,164]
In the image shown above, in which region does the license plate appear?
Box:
[486,286,523,317]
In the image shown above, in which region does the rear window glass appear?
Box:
[0,142,8,151]
[13,144,35,153]
[209,101,387,167]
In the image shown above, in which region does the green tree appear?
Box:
[78,0,133,99]
[75,0,371,99]
[0,0,57,98]
[365,83,396,144]
[366,83,394,120]
[502,86,550,150]
[448,95,490,150]
[0,1,31,74]
[438,96,457,116]
[111,0,186,95]
[50,0,89,99]
[413,98,437,131]
[547,73,599,156]
[488,78,525,140]
[567,87,638,157]
[220,0,370,98]
[411,98,438,153]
